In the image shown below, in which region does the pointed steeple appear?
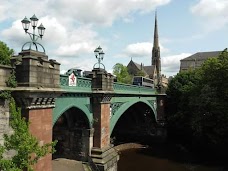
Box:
[153,11,159,49]
[151,11,161,86]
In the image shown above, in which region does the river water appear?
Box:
[117,145,225,171]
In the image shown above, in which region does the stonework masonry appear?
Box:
[9,49,62,171]
[24,107,53,171]
[91,68,119,171]
[11,50,60,88]
[0,65,13,87]
[0,99,10,145]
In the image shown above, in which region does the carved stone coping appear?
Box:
[12,87,64,109]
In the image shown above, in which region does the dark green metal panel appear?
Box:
[53,96,93,127]
[55,75,158,133]
[110,97,156,135]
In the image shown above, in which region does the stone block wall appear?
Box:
[25,107,53,171]
[53,127,94,162]
[11,50,60,88]
[0,99,10,145]
[90,68,113,91]
[0,65,13,87]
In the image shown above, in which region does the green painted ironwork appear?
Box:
[110,102,124,116]
[113,82,156,95]
[110,97,157,134]
[60,74,156,95]
[55,74,158,134]
[53,96,93,127]
[60,74,92,93]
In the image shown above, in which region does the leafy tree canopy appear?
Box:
[113,63,132,84]
[166,49,228,154]
[0,41,14,65]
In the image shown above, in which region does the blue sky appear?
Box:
[0,0,227,76]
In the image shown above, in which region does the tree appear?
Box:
[0,98,56,171]
[0,41,14,65]
[113,63,132,84]
[166,49,228,159]
[165,70,200,143]
[190,49,228,150]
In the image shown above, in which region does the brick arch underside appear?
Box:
[110,99,156,135]
[53,97,92,128]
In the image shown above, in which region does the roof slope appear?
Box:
[144,65,155,75]
[181,51,221,61]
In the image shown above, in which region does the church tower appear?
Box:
[152,11,161,85]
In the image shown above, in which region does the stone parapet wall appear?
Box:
[11,50,60,88]
[0,64,13,87]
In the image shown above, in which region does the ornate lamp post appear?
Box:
[93,46,105,69]
[21,14,46,52]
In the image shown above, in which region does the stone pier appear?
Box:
[11,50,62,171]
[90,68,119,171]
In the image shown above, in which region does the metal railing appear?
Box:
[60,74,156,95]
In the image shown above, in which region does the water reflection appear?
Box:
[118,148,222,171]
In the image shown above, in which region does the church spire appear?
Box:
[152,11,161,86]
[153,11,159,50]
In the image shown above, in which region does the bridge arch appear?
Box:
[53,97,92,127]
[110,99,156,135]
[52,97,93,160]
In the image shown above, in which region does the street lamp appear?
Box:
[21,14,46,53]
[93,46,105,69]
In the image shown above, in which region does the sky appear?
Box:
[0,0,228,77]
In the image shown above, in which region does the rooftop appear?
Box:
[181,51,221,61]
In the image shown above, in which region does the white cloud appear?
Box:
[0,0,172,76]
[0,0,171,26]
[46,0,171,26]
[122,42,169,58]
[124,42,152,57]
[162,53,191,76]
[54,25,100,57]
[1,20,27,52]
[191,0,228,31]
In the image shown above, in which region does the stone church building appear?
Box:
[127,13,168,88]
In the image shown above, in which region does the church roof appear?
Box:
[181,51,221,61]
[127,60,155,76]
[132,61,141,70]
[144,65,155,75]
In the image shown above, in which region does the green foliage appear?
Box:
[190,49,228,147]
[166,49,228,156]
[135,70,146,77]
[0,69,17,100]
[113,63,132,84]
[0,41,14,66]
[0,91,11,100]
[166,70,200,142]
[6,69,17,88]
[0,98,57,171]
